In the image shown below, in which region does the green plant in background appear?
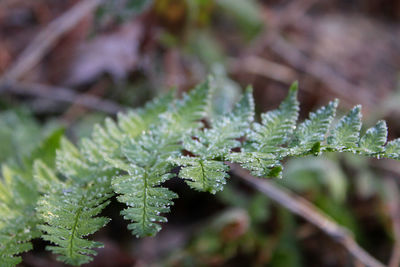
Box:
[1,77,400,266]
[0,110,43,165]
[0,110,63,267]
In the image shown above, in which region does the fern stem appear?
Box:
[199,160,206,191]
[68,197,84,259]
[141,169,148,234]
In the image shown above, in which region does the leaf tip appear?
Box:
[290,81,299,92]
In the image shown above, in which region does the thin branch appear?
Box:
[229,163,386,267]
[228,56,297,84]
[0,0,104,86]
[2,82,122,114]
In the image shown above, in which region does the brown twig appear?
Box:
[0,0,104,86]
[228,56,297,84]
[1,82,122,114]
[229,163,386,267]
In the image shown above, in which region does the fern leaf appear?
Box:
[113,169,177,237]
[248,81,299,153]
[290,99,338,154]
[229,84,298,178]
[327,105,362,150]
[38,183,112,266]
[112,133,178,237]
[172,158,229,194]
[171,88,254,192]
[81,92,175,165]
[204,87,254,156]
[111,82,212,236]
[4,78,400,267]
[184,86,254,158]
[227,152,282,178]
[384,138,400,159]
[38,133,117,265]
[118,90,174,137]
[163,79,212,132]
[358,120,387,154]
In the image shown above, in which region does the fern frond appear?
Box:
[81,91,174,165]
[227,152,282,178]
[162,79,212,132]
[171,88,254,193]
[289,99,338,155]
[172,157,230,193]
[3,78,400,267]
[118,90,174,138]
[112,132,179,237]
[111,80,212,237]
[385,138,400,159]
[38,137,117,265]
[358,120,387,154]
[38,182,112,266]
[36,90,181,262]
[327,105,362,150]
[248,82,299,153]
[229,84,299,177]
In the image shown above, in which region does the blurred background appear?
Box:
[1,0,400,266]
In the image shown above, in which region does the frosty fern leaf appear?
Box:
[2,78,400,266]
[385,139,400,159]
[358,120,387,154]
[37,138,118,265]
[37,183,112,265]
[112,80,212,236]
[35,92,175,264]
[247,81,299,154]
[327,105,362,149]
[81,91,174,165]
[289,99,338,155]
[229,82,299,177]
[112,131,179,237]
[170,87,254,193]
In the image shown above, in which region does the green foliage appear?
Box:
[35,91,176,264]
[38,183,112,265]
[0,126,63,266]
[358,120,387,154]
[1,78,400,266]
[327,105,362,149]
[248,82,299,154]
[289,99,338,154]
[170,87,254,193]
[112,80,211,237]
[228,82,400,178]
[0,110,42,166]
